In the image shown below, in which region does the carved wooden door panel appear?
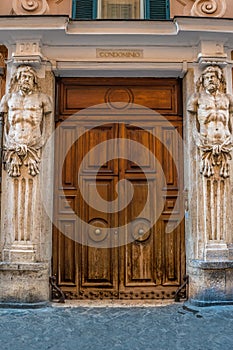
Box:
[53,78,185,300]
[78,123,119,299]
[53,122,120,299]
[118,123,184,299]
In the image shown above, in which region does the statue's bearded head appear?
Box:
[203,70,220,94]
[18,70,35,93]
[10,65,39,94]
[197,65,226,94]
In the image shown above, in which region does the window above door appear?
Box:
[99,0,142,19]
[72,0,170,20]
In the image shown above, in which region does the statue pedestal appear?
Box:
[188,170,233,305]
[0,262,50,304]
[188,174,233,305]
[228,244,233,260]
[0,167,52,304]
[3,242,36,262]
[205,243,229,261]
[188,260,233,306]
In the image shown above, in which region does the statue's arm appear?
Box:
[0,94,9,140]
[187,93,198,116]
[227,93,233,135]
[0,111,4,152]
[187,93,201,145]
[37,94,53,149]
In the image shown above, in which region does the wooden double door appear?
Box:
[53,78,185,300]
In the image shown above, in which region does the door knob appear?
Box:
[138,228,144,236]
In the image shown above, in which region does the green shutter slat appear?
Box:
[149,0,169,20]
[72,0,94,20]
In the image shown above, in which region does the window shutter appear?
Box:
[72,0,95,20]
[146,0,170,20]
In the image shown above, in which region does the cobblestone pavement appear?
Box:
[1,302,233,350]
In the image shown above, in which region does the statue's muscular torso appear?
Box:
[0,91,51,148]
[188,91,233,145]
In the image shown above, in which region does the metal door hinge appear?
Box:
[49,275,65,303]
[174,275,189,302]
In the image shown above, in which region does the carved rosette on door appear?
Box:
[131,219,151,242]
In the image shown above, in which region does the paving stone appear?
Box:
[0,303,233,350]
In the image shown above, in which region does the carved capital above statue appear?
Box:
[0,65,52,177]
[191,0,226,17]
[187,65,233,179]
[12,0,49,15]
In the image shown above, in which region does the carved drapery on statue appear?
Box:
[0,65,52,177]
[191,0,226,17]
[187,65,233,179]
[12,0,49,15]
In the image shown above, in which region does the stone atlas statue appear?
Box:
[187,65,233,178]
[0,65,52,177]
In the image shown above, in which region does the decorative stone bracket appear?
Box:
[12,0,49,15]
[191,0,227,17]
[10,41,45,68]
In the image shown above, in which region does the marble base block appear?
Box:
[188,260,233,306]
[3,243,36,263]
[0,262,50,303]
[204,243,229,261]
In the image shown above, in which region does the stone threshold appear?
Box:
[51,299,178,308]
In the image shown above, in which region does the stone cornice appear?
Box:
[0,15,68,30]
[0,16,232,38]
[0,16,231,32]
[0,16,233,77]
[66,20,177,35]
[53,61,188,78]
[174,16,233,33]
